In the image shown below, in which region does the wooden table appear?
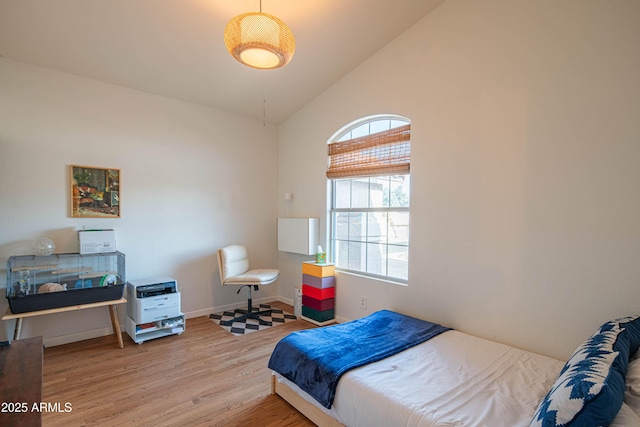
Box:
[2,298,126,348]
[0,336,44,427]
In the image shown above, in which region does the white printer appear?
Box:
[126,276,184,343]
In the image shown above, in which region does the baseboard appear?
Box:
[277,296,294,306]
[335,315,347,324]
[44,326,122,347]
[184,296,292,319]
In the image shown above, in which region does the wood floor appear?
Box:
[41,302,316,427]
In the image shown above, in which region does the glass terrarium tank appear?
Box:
[6,251,126,313]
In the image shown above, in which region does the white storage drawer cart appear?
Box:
[126,276,185,344]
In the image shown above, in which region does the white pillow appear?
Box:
[626,355,640,417]
[610,403,640,427]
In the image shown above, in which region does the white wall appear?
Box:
[278,0,640,360]
[0,58,280,345]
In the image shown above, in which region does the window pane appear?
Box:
[370,177,389,208]
[370,119,390,134]
[366,243,387,276]
[351,178,369,208]
[337,131,351,142]
[387,244,409,280]
[348,212,365,242]
[351,123,369,138]
[334,180,351,209]
[333,212,349,241]
[348,241,366,271]
[335,240,349,269]
[367,212,388,243]
[390,119,407,130]
[388,211,409,245]
[389,175,410,207]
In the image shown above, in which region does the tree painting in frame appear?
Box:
[71,165,120,218]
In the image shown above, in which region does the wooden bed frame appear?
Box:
[271,375,345,427]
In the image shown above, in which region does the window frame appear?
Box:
[327,115,411,284]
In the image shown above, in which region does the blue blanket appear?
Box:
[268,309,452,408]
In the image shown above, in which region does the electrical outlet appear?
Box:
[360,296,367,310]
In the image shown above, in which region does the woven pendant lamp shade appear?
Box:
[224,12,295,69]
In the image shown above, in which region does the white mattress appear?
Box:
[275,329,640,426]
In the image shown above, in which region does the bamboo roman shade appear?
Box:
[326,123,411,179]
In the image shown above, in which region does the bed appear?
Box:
[269,310,640,427]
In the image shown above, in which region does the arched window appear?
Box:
[327,115,410,283]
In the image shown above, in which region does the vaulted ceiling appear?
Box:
[0,0,445,123]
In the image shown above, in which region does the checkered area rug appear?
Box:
[209,304,297,336]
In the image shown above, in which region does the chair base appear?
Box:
[219,306,273,327]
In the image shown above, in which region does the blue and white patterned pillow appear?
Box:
[530,316,640,427]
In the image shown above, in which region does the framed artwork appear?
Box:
[71,165,120,218]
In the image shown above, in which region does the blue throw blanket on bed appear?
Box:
[268,309,452,408]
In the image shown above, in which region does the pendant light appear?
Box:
[224,0,295,70]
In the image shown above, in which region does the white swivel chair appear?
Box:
[217,244,280,326]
